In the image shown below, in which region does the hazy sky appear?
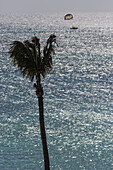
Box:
[1,0,113,14]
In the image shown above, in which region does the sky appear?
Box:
[1,0,113,14]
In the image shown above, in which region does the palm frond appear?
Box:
[31,36,40,47]
[9,40,38,81]
[24,37,42,69]
[42,34,57,76]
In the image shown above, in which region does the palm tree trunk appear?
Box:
[38,96,50,170]
[36,75,50,170]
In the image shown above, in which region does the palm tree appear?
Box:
[9,34,57,170]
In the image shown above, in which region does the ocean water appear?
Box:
[0,12,113,170]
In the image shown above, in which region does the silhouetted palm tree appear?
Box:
[9,34,57,170]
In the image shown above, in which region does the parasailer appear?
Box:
[64,14,73,20]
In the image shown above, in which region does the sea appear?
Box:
[0,12,113,170]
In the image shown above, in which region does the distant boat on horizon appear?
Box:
[70,26,78,30]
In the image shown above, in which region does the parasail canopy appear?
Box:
[64,14,73,20]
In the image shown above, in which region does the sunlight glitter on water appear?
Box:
[0,12,113,169]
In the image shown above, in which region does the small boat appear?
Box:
[70,26,78,30]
